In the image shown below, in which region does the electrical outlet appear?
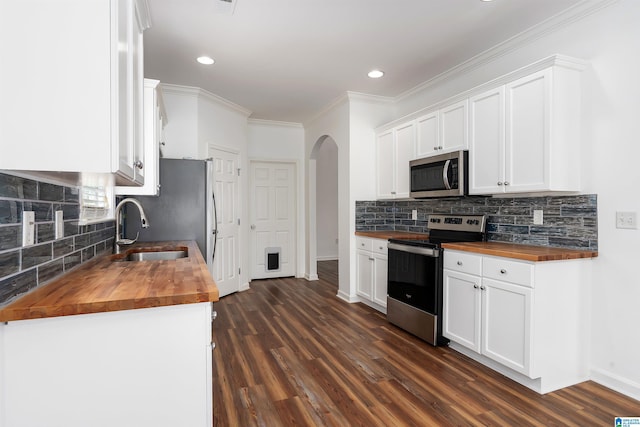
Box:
[533,209,544,225]
[22,211,35,246]
[55,210,64,239]
[411,209,418,221]
[616,211,637,229]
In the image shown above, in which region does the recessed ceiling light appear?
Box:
[197,56,215,65]
[368,69,384,79]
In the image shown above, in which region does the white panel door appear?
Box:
[210,148,240,297]
[250,162,296,279]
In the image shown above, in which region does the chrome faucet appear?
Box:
[113,198,149,254]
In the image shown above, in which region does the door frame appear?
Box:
[248,159,298,280]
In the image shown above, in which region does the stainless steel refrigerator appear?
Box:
[123,158,216,275]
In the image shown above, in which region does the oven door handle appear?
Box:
[388,243,440,257]
[442,159,452,190]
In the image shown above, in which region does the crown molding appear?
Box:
[248,118,303,129]
[395,0,618,103]
[346,91,394,105]
[159,83,252,117]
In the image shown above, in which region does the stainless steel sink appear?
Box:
[122,250,188,261]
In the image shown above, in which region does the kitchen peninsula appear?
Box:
[0,241,219,427]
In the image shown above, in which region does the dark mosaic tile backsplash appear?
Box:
[0,173,115,306]
[356,194,598,250]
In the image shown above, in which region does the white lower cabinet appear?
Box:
[356,237,388,311]
[443,249,591,394]
[0,303,214,427]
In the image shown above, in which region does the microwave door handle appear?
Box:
[442,159,452,190]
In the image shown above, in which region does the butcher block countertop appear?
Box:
[441,241,598,262]
[355,231,429,240]
[0,241,219,322]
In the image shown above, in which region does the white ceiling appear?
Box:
[144,0,586,123]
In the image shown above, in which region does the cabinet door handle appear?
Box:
[500,269,507,274]
[480,286,486,291]
[433,146,438,150]
[504,181,510,186]
[379,246,384,250]
[497,181,503,186]
[211,342,216,350]
[457,261,463,266]
[369,257,375,261]
[133,160,143,169]
[438,146,443,150]
[211,310,218,321]
[405,294,412,299]
[473,284,479,289]
[391,191,397,195]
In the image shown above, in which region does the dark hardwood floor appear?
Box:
[212,261,639,426]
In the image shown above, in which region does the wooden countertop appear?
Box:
[355,231,429,240]
[0,241,219,322]
[441,241,598,262]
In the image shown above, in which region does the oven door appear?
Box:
[387,243,441,314]
[386,242,445,345]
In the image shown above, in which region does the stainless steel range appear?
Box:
[386,214,486,345]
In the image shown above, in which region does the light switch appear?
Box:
[22,211,35,246]
[55,210,64,239]
[533,210,543,225]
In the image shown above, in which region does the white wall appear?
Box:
[247,120,306,277]
[386,0,640,399]
[315,139,338,260]
[160,85,199,159]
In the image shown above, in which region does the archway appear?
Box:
[307,135,339,284]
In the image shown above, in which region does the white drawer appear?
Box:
[444,250,482,276]
[483,256,533,288]
[371,238,388,255]
[356,237,372,252]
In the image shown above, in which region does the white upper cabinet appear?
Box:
[376,121,416,199]
[470,64,583,195]
[116,79,167,196]
[415,100,468,158]
[0,0,151,185]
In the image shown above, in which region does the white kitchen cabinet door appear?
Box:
[443,269,482,353]
[373,252,388,308]
[375,130,396,199]
[440,99,468,152]
[469,87,505,195]
[394,122,415,198]
[116,79,165,196]
[415,111,439,157]
[375,123,415,199]
[481,278,533,375]
[356,250,373,300]
[505,70,550,193]
[0,0,150,185]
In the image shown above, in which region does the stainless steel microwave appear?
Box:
[409,150,468,198]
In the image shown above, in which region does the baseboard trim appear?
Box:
[591,367,640,402]
[305,274,319,281]
[336,290,359,303]
[238,282,250,292]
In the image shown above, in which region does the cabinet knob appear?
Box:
[438,146,443,150]
[211,310,218,321]
[211,342,216,350]
[133,160,144,169]
[457,261,463,266]
[433,146,438,150]
[504,181,509,186]
[500,269,507,274]
[379,246,384,250]
[497,181,503,186]
[480,286,486,291]
[369,257,375,261]
[473,284,479,289]
[391,191,397,195]
[405,294,412,299]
